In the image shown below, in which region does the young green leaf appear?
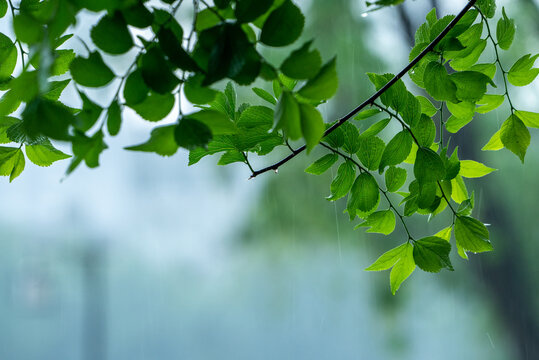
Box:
[508,54,539,86]
[354,109,381,121]
[297,58,338,102]
[298,103,325,153]
[451,175,469,204]
[476,94,504,114]
[500,114,530,163]
[357,136,385,171]
[260,0,305,47]
[0,33,17,82]
[341,122,360,155]
[412,114,436,147]
[413,236,453,273]
[125,125,179,156]
[280,40,322,80]
[450,71,493,102]
[379,130,412,171]
[327,160,356,201]
[235,0,274,23]
[67,131,108,174]
[237,106,273,130]
[274,91,301,140]
[360,118,390,138]
[482,129,504,151]
[0,146,25,181]
[252,87,276,105]
[454,215,493,255]
[417,96,437,117]
[385,166,406,192]
[25,139,70,167]
[496,7,515,50]
[187,110,237,135]
[459,160,496,178]
[347,172,380,216]
[305,153,338,175]
[515,110,539,128]
[355,210,396,235]
[389,243,415,295]
[70,52,115,88]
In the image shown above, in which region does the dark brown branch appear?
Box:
[250,0,477,179]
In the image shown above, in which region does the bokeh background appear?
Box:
[1,0,538,359]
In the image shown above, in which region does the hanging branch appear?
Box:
[249,0,478,179]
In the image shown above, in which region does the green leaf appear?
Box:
[355,210,396,235]
[70,52,115,88]
[187,109,237,135]
[340,122,360,154]
[305,153,338,175]
[354,109,381,121]
[360,118,390,138]
[22,98,75,141]
[297,58,338,102]
[379,130,412,171]
[25,139,70,167]
[413,236,453,273]
[125,125,179,156]
[366,242,409,271]
[476,94,504,114]
[237,106,273,130]
[508,54,539,86]
[252,87,276,105]
[141,47,180,94]
[435,227,452,241]
[389,243,415,295]
[91,13,133,54]
[347,172,380,216]
[417,96,437,117]
[357,136,385,171]
[470,63,497,79]
[412,114,436,147]
[496,8,515,50]
[441,147,461,180]
[459,160,496,178]
[500,114,530,163]
[455,216,493,255]
[0,0,7,18]
[130,92,175,122]
[385,166,407,192]
[449,40,487,71]
[157,27,199,72]
[13,13,42,44]
[235,0,273,23]
[184,74,218,105]
[274,91,301,140]
[106,101,122,136]
[43,79,71,101]
[451,175,469,204]
[450,71,493,102]
[0,146,25,181]
[218,150,245,165]
[327,160,355,201]
[123,69,149,105]
[0,33,17,82]
[75,91,103,132]
[476,0,496,18]
[281,40,322,80]
[175,118,213,150]
[122,2,154,28]
[67,131,107,174]
[0,116,19,143]
[414,147,445,184]
[423,61,458,102]
[260,0,304,47]
[482,129,504,151]
[515,110,539,129]
[298,103,325,153]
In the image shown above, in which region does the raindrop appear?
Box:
[361,12,368,18]
[274,169,279,174]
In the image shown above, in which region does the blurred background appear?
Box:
[1,0,538,359]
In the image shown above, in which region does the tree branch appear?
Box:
[249,0,477,179]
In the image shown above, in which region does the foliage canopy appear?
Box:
[0,0,537,293]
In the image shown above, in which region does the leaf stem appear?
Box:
[8,0,26,69]
[249,0,478,178]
